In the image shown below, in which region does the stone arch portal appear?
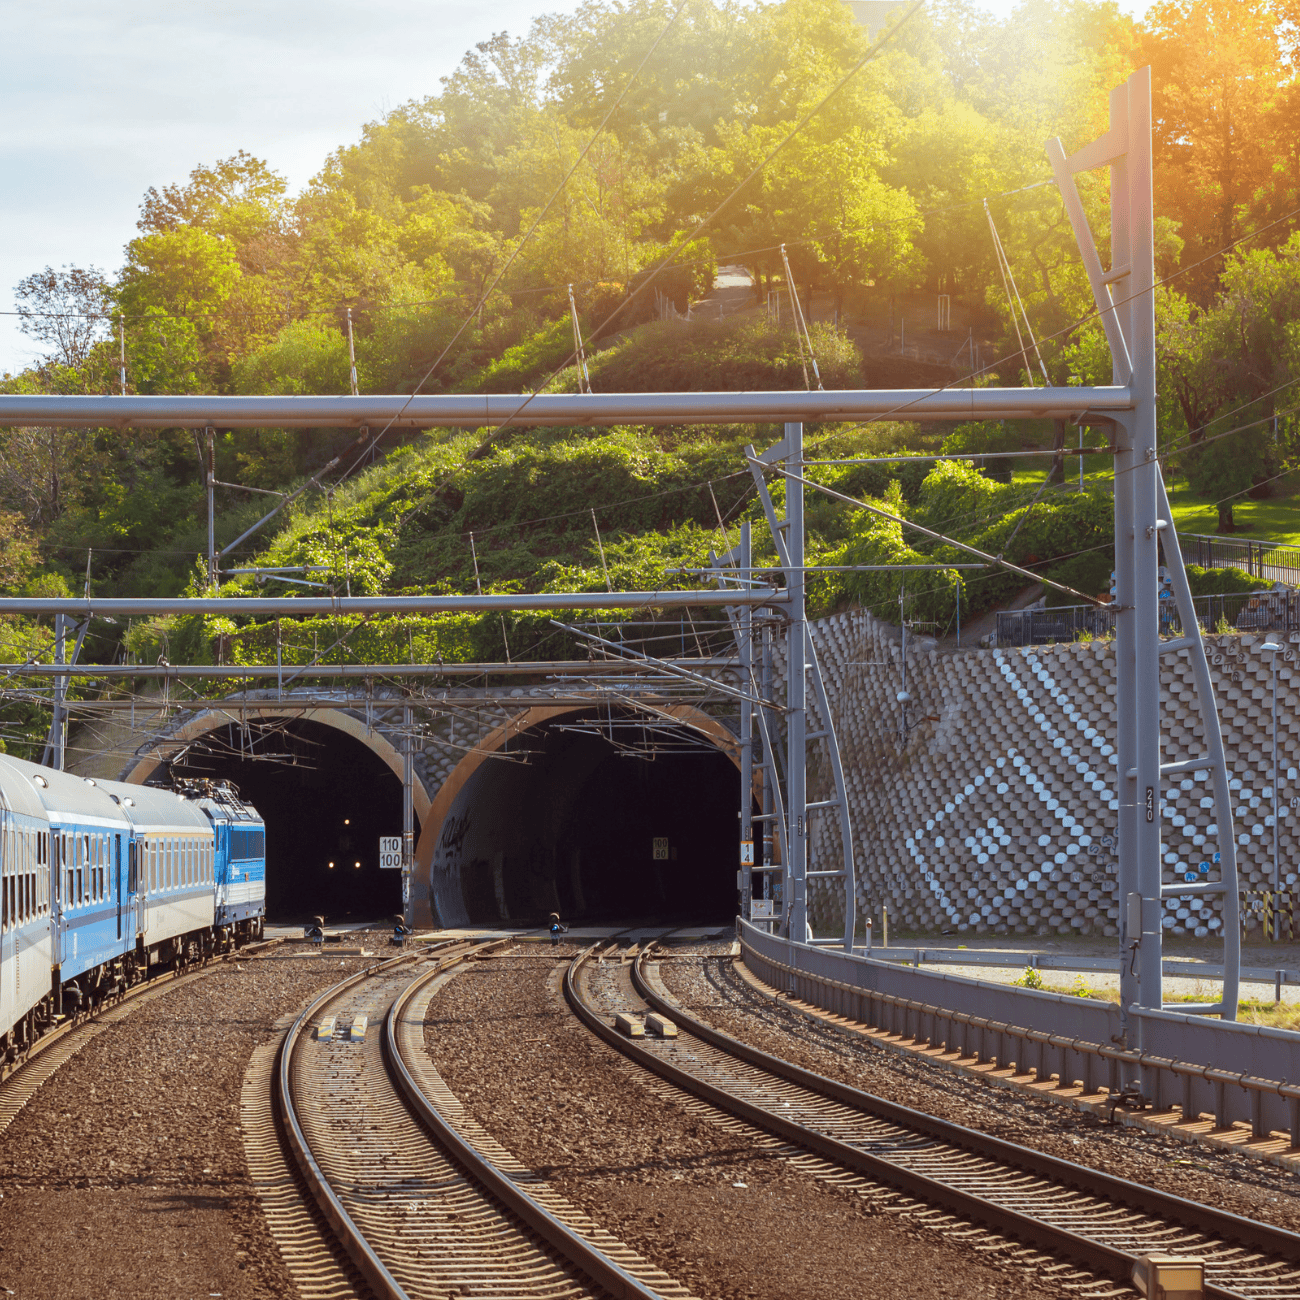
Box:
[124,708,430,922]
[415,704,744,929]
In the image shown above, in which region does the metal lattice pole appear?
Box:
[739,523,754,923]
[784,423,807,941]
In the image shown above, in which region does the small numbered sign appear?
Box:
[652,837,669,860]
[379,836,403,869]
[740,840,754,866]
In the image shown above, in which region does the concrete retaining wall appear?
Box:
[795,611,1300,939]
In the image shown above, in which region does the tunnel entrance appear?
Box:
[430,710,740,928]
[163,717,403,924]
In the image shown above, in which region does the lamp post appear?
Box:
[1262,640,1283,939]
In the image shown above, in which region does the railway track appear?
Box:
[277,938,695,1300]
[0,935,280,1135]
[564,942,1300,1300]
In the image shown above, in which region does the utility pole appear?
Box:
[53,613,66,771]
[739,523,754,923]
[347,308,359,397]
[206,427,217,592]
[402,701,415,928]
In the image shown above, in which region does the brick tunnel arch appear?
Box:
[414,704,744,929]
[124,707,431,923]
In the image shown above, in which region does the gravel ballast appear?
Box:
[424,949,1068,1300]
[660,947,1300,1235]
[0,939,386,1300]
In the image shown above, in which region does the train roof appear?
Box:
[0,756,53,822]
[0,755,208,833]
[91,775,211,833]
[0,754,128,821]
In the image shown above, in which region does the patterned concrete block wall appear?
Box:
[797,612,1300,939]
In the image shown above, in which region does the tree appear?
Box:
[138,151,289,254]
[1142,0,1294,299]
[14,266,111,370]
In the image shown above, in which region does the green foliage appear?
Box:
[939,421,1027,483]
[828,449,934,508]
[563,318,862,393]
[233,322,352,395]
[1185,427,1279,532]
[915,459,1008,533]
[15,0,1300,675]
[1012,966,1045,990]
[472,317,574,393]
[1184,564,1273,596]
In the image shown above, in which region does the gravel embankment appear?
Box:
[660,947,1300,1235]
[0,938,387,1300]
[425,950,1067,1300]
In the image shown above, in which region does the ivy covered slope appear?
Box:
[124,326,1125,671]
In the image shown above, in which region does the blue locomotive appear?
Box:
[0,754,266,1066]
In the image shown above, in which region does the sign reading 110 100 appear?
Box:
[379,837,403,869]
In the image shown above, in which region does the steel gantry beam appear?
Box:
[0,591,778,618]
[0,387,1130,429]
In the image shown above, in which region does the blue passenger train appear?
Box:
[0,755,266,1066]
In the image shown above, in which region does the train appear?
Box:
[0,752,266,1067]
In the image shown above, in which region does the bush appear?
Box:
[472,317,575,393]
[1185,564,1273,596]
[561,317,863,393]
[939,420,1031,483]
[836,451,934,508]
[915,459,1010,533]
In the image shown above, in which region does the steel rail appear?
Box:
[276,941,468,1300]
[629,951,1300,1284]
[384,962,665,1300]
[562,946,1300,1300]
[0,386,1132,428]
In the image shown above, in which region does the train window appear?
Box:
[100,835,106,899]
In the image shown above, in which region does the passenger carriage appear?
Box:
[0,757,54,1059]
[0,754,268,1065]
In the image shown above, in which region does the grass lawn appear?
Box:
[1164,471,1300,549]
[1003,456,1300,551]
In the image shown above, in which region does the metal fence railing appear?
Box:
[1183,533,1300,586]
[996,590,1300,647]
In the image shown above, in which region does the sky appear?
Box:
[0,0,1145,377]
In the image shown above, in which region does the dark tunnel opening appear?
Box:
[162,718,403,924]
[431,711,741,928]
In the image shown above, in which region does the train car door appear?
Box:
[115,834,122,941]
[127,838,142,940]
[49,827,63,976]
